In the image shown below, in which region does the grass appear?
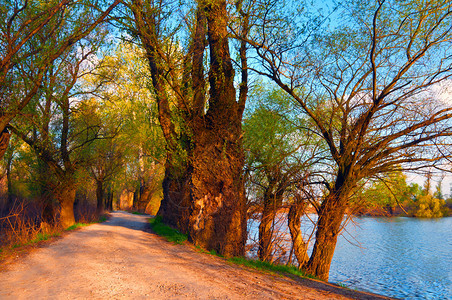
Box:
[149,216,187,244]
[192,244,317,281]
[227,257,317,279]
[65,222,90,231]
[0,214,109,263]
[65,213,109,231]
[208,249,223,257]
[148,220,315,281]
[131,211,146,215]
[30,232,61,243]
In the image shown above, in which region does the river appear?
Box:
[247,216,452,299]
[330,216,452,299]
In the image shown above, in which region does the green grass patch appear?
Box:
[149,216,187,244]
[194,245,225,257]
[131,211,146,215]
[98,215,107,223]
[228,257,316,279]
[29,232,61,244]
[1,231,62,256]
[65,223,90,231]
[208,249,224,257]
[31,232,50,243]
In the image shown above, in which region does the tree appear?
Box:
[82,41,167,214]
[11,34,114,228]
[243,85,323,263]
[353,170,411,215]
[85,109,123,214]
[244,0,452,279]
[124,0,250,256]
[413,173,449,217]
[434,175,445,200]
[0,0,121,160]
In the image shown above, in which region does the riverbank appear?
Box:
[354,203,452,217]
[0,211,393,299]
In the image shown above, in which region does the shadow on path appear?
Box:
[100,210,152,231]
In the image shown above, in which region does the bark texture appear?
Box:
[258,181,284,262]
[56,185,76,228]
[288,201,310,268]
[132,0,248,257]
[306,192,347,281]
[184,0,246,257]
[188,120,246,256]
[158,164,192,231]
[0,128,10,162]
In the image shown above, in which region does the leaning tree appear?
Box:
[0,0,121,160]
[244,0,452,280]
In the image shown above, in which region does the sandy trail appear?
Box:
[0,211,391,299]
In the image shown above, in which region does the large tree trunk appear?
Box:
[185,0,248,256]
[288,201,309,268]
[188,121,246,257]
[183,0,247,258]
[131,0,247,257]
[158,162,192,233]
[306,192,347,281]
[258,201,275,262]
[55,186,76,228]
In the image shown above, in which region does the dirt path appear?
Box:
[0,211,391,299]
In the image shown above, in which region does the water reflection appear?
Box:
[247,216,452,299]
[330,217,452,299]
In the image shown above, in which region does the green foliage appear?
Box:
[149,216,187,244]
[409,175,449,218]
[244,85,305,167]
[354,171,412,210]
[86,42,166,202]
[228,257,316,279]
[354,171,450,218]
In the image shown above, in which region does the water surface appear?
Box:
[247,216,452,299]
[330,217,452,299]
